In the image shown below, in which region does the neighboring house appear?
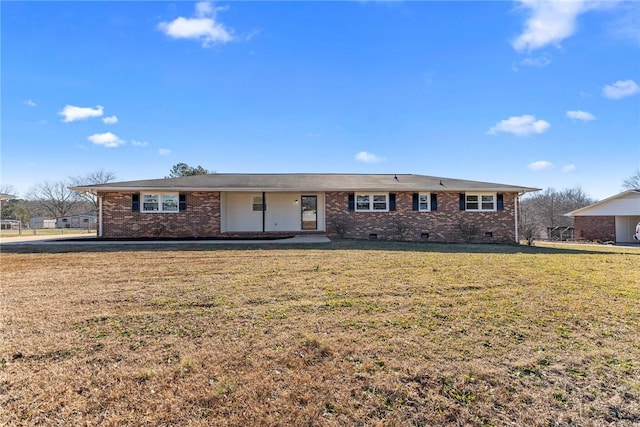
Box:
[566,190,640,244]
[1,219,21,230]
[29,217,56,229]
[56,214,97,229]
[71,173,538,243]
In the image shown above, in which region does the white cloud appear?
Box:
[87,132,125,148]
[520,54,551,68]
[23,99,36,107]
[131,140,148,147]
[512,0,607,52]
[158,1,234,47]
[59,105,104,122]
[562,164,576,173]
[195,1,214,17]
[528,160,554,171]
[102,115,118,124]
[487,114,550,136]
[566,110,596,121]
[603,80,640,99]
[158,148,172,156]
[355,151,385,163]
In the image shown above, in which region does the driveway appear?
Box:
[0,232,96,244]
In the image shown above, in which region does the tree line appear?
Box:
[519,187,594,244]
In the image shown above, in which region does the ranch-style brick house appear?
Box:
[71,173,539,243]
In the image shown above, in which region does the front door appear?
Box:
[301,196,317,230]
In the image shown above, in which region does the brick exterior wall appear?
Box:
[325,191,517,243]
[574,216,615,242]
[99,190,518,243]
[99,191,220,238]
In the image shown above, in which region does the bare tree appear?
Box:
[519,187,595,240]
[622,170,640,190]
[27,180,79,219]
[519,200,539,246]
[69,169,116,209]
[0,184,17,197]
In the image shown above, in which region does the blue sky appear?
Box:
[2,0,639,200]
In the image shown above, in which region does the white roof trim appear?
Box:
[565,190,640,216]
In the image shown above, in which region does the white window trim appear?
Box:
[355,192,389,212]
[465,192,497,212]
[419,192,431,212]
[141,192,180,213]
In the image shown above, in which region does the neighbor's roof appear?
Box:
[565,189,640,217]
[71,173,540,193]
[0,193,16,200]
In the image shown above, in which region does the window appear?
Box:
[465,193,496,211]
[141,192,179,212]
[355,193,388,212]
[373,195,387,210]
[481,195,495,210]
[419,193,430,211]
[252,195,265,212]
[162,194,179,211]
[142,194,159,211]
[413,193,437,211]
[356,194,370,210]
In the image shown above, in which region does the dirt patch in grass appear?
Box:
[1,241,639,425]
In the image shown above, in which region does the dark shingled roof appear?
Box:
[71,173,539,193]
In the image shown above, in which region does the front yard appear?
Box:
[1,240,638,425]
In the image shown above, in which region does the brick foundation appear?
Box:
[574,216,615,242]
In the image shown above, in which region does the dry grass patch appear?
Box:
[1,241,639,426]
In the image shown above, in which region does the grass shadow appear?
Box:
[2,238,638,256]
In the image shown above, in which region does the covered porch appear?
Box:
[220,192,326,234]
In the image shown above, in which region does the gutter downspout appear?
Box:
[514,193,519,244]
[262,191,266,233]
[98,193,103,238]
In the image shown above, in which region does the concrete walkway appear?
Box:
[0,234,331,246]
